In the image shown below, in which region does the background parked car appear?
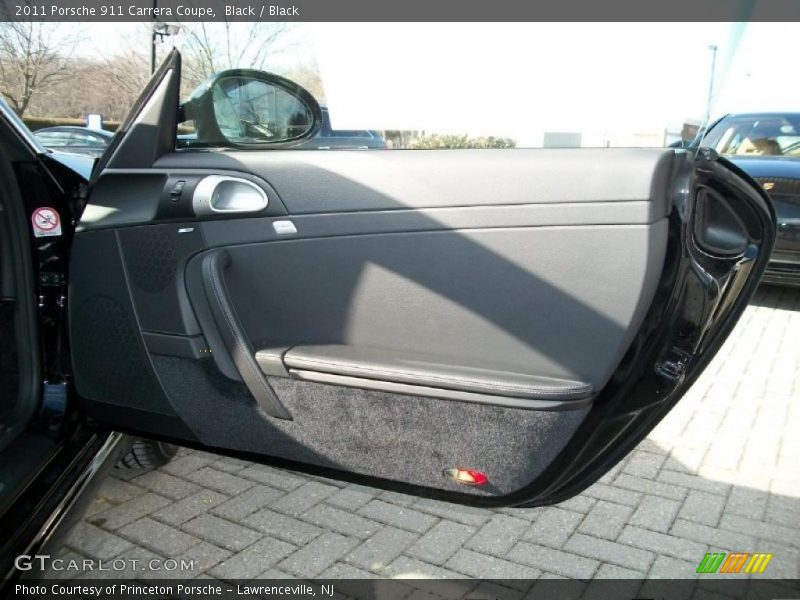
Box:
[700,113,800,287]
[33,125,114,157]
[297,106,387,149]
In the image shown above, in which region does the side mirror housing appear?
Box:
[180,69,322,148]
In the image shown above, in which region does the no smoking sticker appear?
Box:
[31,207,62,238]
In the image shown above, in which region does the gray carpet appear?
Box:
[150,355,589,496]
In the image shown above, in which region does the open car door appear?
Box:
[69,51,775,507]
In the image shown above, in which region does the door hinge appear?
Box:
[38,272,66,309]
[39,271,64,287]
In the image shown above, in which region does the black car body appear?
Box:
[0,52,777,584]
[700,113,800,286]
[32,126,115,158]
[296,107,387,149]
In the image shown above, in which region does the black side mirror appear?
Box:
[180,69,322,148]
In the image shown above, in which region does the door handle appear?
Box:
[200,249,292,420]
[192,175,269,215]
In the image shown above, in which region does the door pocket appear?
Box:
[268,344,593,411]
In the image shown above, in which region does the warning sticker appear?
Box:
[31,207,62,238]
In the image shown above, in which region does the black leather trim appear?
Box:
[201,250,291,420]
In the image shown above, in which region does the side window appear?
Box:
[70,132,107,149]
[172,24,797,153]
[328,129,374,139]
[708,118,800,157]
[34,131,72,147]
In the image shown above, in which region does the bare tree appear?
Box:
[25,53,150,122]
[280,62,326,103]
[0,21,75,115]
[100,50,151,110]
[6,21,318,122]
[178,22,294,90]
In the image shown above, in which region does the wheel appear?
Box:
[117,438,178,470]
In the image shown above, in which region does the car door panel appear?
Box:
[183,219,667,393]
[154,147,673,212]
[73,146,669,498]
[68,52,776,506]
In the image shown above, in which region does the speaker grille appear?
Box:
[123,227,178,294]
[72,294,165,412]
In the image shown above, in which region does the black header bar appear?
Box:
[1,0,799,22]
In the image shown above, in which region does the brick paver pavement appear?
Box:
[45,285,800,586]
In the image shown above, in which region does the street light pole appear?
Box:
[150,0,157,73]
[150,31,157,73]
[705,44,718,125]
[150,13,180,73]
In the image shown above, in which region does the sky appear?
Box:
[74,22,799,145]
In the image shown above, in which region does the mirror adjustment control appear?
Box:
[170,180,186,203]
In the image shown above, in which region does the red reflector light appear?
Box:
[443,468,488,486]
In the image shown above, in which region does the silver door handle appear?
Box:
[192,175,269,215]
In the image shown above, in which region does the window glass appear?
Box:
[34,130,72,147]
[168,22,798,151]
[706,116,800,157]
[328,130,373,139]
[70,132,108,148]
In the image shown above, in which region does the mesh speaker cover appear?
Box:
[118,224,204,335]
[122,227,178,294]
[70,229,174,416]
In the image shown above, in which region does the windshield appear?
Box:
[703,115,800,157]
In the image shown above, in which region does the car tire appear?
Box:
[117,438,178,471]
